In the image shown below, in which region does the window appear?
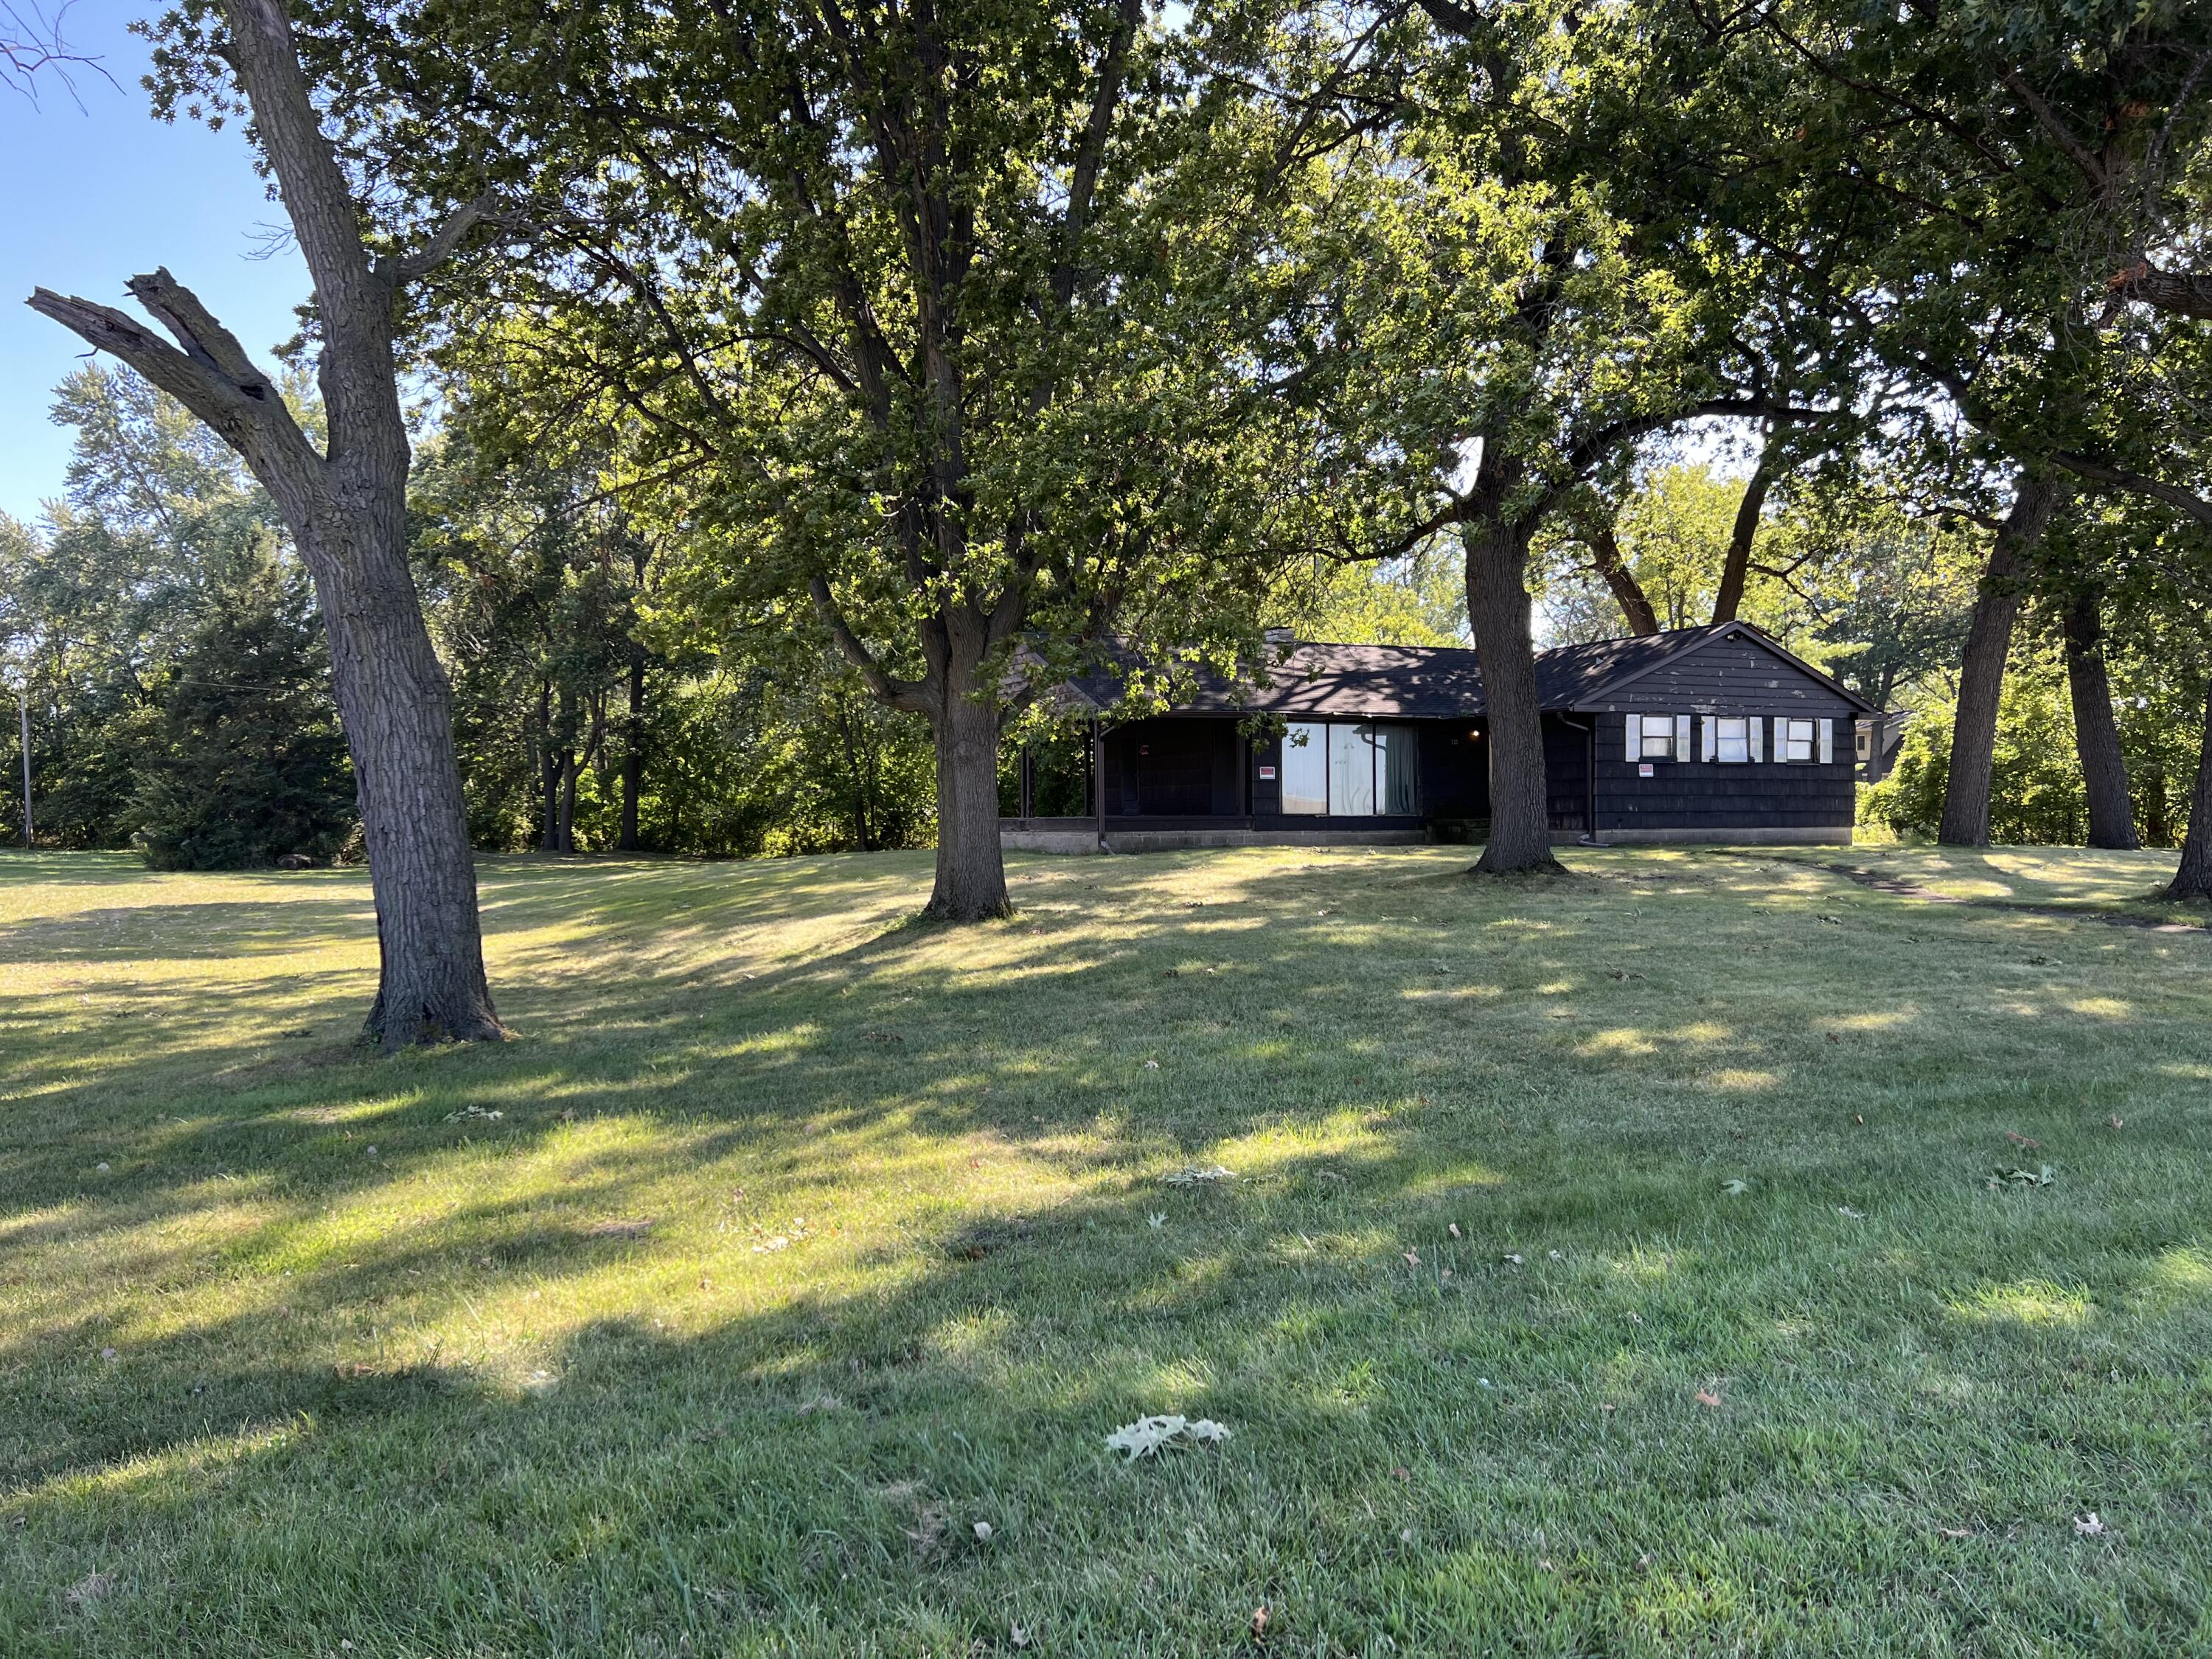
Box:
[1276,720,1420,815]
[1638,714,1676,760]
[1329,724,1376,815]
[1782,717,1815,762]
[1715,716,1750,764]
[1377,723,1420,815]
[1281,722,1327,814]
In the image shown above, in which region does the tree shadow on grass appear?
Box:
[10,1147,2212,1655]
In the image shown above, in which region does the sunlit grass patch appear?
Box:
[1,842,2211,1654]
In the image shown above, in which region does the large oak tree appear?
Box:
[292,0,1327,919]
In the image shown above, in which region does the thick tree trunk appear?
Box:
[618,652,644,851]
[1588,525,1660,636]
[1465,518,1562,874]
[927,684,1010,920]
[1938,477,2062,846]
[1712,435,1778,625]
[29,0,504,1048]
[305,515,506,1047]
[2165,681,2212,902]
[2062,591,2139,849]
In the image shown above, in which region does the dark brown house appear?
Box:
[1002,622,1875,853]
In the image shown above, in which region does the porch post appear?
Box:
[1093,718,1106,852]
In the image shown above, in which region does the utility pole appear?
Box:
[16,682,29,850]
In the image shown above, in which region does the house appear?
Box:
[1001,621,1875,852]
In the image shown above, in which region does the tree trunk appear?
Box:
[306,515,506,1046]
[27,0,504,1048]
[1938,477,2063,846]
[1712,431,1778,625]
[926,678,1010,920]
[557,752,578,853]
[1465,518,1562,874]
[1588,524,1660,636]
[2061,591,2139,849]
[2165,680,2212,902]
[618,650,644,851]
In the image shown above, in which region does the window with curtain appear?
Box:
[1782,717,1815,762]
[1329,724,1377,815]
[1377,723,1419,815]
[1638,714,1675,759]
[1715,716,1750,763]
[1281,721,1327,813]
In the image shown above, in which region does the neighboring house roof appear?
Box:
[1062,621,1874,718]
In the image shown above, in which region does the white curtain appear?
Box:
[1281,722,1327,814]
[1330,725,1377,815]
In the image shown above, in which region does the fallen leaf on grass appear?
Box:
[1403,1250,1420,1267]
[1011,1623,1032,1649]
[1164,1164,1236,1186]
[2074,1512,2107,1537]
[65,1571,114,1612]
[1694,1389,1722,1408]
[972,1520,993,1543]
[1837,1206,1865,1220]
[443,1105,504,1124]
[1251,1605,1270,1641]
[586,1218,656,1239]
[2108,1116,2124,1130]
[1143,1059,1160,1071]
[1721,1179,1750,1197]
[1104,1413,1231,1461]
[1447,1222,1461,1239]
[1502,1253,1524,1266]
[1988,1166,2056,1191]
[2003,1130,2041,1150]
[1938,1526,1974,1540]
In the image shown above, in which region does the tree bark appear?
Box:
[1465,517,1562,874]
[1938,477,2063,846]
[1712,430,1778,625]
[927,676,1009,919]
[2164,680,2212,902]
[2061,589,2139,849]
[618,650,645,851]
[1587,524,1660,636]
[26,0,504,1047]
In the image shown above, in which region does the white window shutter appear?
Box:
[1674,713,1691,759]
[1701,716,1717,761]
[1750,717,1764,762]
[1626,717,1639,762]
[1818,717,1833,764]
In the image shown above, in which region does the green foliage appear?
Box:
[1,366,356,863]
[1273,550,1468,647]
[133,555,354,870]
[1861,637,2202,847]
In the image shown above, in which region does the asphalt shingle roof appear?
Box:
[1062,622,1856,717]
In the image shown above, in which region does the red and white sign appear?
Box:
[1258,765,1276,780]
[1638,762,1655,778]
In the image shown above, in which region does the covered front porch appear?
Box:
[999,713,1503,853]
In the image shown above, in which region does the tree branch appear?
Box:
[25,277,311,465]
[807,576,931,713]
[390,189,501,283]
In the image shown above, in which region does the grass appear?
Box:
[2,841,2211,1656]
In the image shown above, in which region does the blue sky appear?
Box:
[1,1,310,526]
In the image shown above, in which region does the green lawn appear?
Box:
[3,842,2211,1656]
